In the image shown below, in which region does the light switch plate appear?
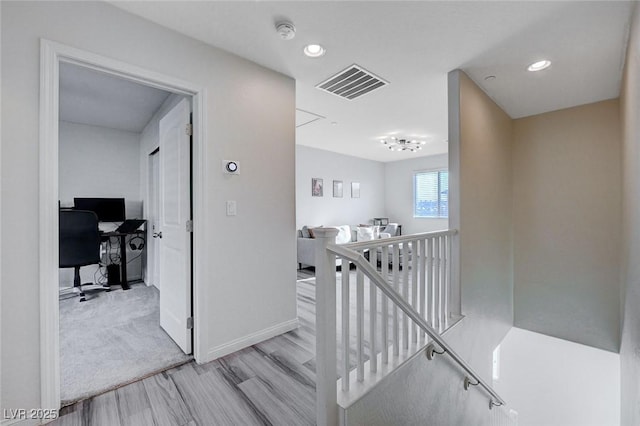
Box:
[226,200,237,216]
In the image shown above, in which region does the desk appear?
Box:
[102,229,144,290]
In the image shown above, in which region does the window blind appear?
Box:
[414,170,448,218]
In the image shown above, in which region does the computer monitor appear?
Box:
[74,197,125,222]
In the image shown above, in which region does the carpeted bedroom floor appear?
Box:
[59,283,192,405]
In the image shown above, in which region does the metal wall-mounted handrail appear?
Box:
[327,242,506,408]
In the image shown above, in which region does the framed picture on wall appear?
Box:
[333,180,343,198]
[312,178,323,197]
[351,182,360,198]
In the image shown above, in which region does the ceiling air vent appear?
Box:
[316,64,388,100]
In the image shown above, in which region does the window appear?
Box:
[414,170,448,218]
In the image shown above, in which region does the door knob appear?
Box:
[153,232,162,239]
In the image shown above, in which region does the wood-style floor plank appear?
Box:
[142,372,194,426]
[235,348,316,424]
[255,334,314,365]
[168,363,264,425]
[116,381,155,426]
[238,377,311,426]
[88,391,121,426]
[49,408,84,426]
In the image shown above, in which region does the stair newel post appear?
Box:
[314,227,340,426]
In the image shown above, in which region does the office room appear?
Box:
[57,62,193,405]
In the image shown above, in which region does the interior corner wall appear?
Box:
[383,154,449,235]
[512,99,621,353]
[1,1,296,413]
[343,70,513,425]
[454,70,514,366]
[295,145,385,229]
[59,121,142,214]
[620,3,640,424]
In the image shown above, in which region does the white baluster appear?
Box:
[419,239,426,340]
[381,245,389,364]
[369,248,377,373]
[427,237,434,327]
[411,240,418,343]
[444,235,450,328]
[356,262,365,382]
[392,244,400,356]
[341,258,350,392]
[434,236,441,332]
[402,242,409,350]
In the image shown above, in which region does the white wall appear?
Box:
[620,4,640,425]
[384,153,449,235]
[495,327,620,426]
[59,121,141,213]
[513,100,621,353]
[1,1,296,413]
[296,145,385,229]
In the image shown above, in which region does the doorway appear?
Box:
[57,62,194,404]
[40,40,207,410]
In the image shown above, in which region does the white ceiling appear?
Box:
[59,62,171,133]
[110,1,633,162]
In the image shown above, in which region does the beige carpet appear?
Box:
[59,283,192,405]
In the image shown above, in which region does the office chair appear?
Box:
[59,210,110,302]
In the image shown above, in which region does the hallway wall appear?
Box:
[1,1,296,413]
[513,100,622,352]
[620,3,640,424]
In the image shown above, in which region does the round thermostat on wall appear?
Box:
[224,160,240,174]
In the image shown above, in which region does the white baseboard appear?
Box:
[203,318,299,362]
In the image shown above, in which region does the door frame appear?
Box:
[39,39,209,410]
[146,148,161,289]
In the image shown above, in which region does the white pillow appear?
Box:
[372,225,380,239]
[357,226,374,242]
[334,225,352,244]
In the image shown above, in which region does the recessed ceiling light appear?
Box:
[527,60,551,72]
[304,44,326,58]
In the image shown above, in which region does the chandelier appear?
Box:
[380,137,427,152]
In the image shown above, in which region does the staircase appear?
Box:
[313,228,516,425]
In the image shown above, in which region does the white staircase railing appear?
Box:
[313,227,508,425]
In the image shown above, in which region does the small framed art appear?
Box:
[351,182,360,198]
[333,180,343,198]
[312,178,323,197]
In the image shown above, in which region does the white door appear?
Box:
[159,98,192,354]
[148,150,160,290]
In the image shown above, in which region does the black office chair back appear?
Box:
[59,210,101,268]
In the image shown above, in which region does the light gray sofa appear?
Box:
[296,224,399,269]
[297,225,357,269]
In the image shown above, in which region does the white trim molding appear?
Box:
[205,319,300,362]
[38,39,208,410]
